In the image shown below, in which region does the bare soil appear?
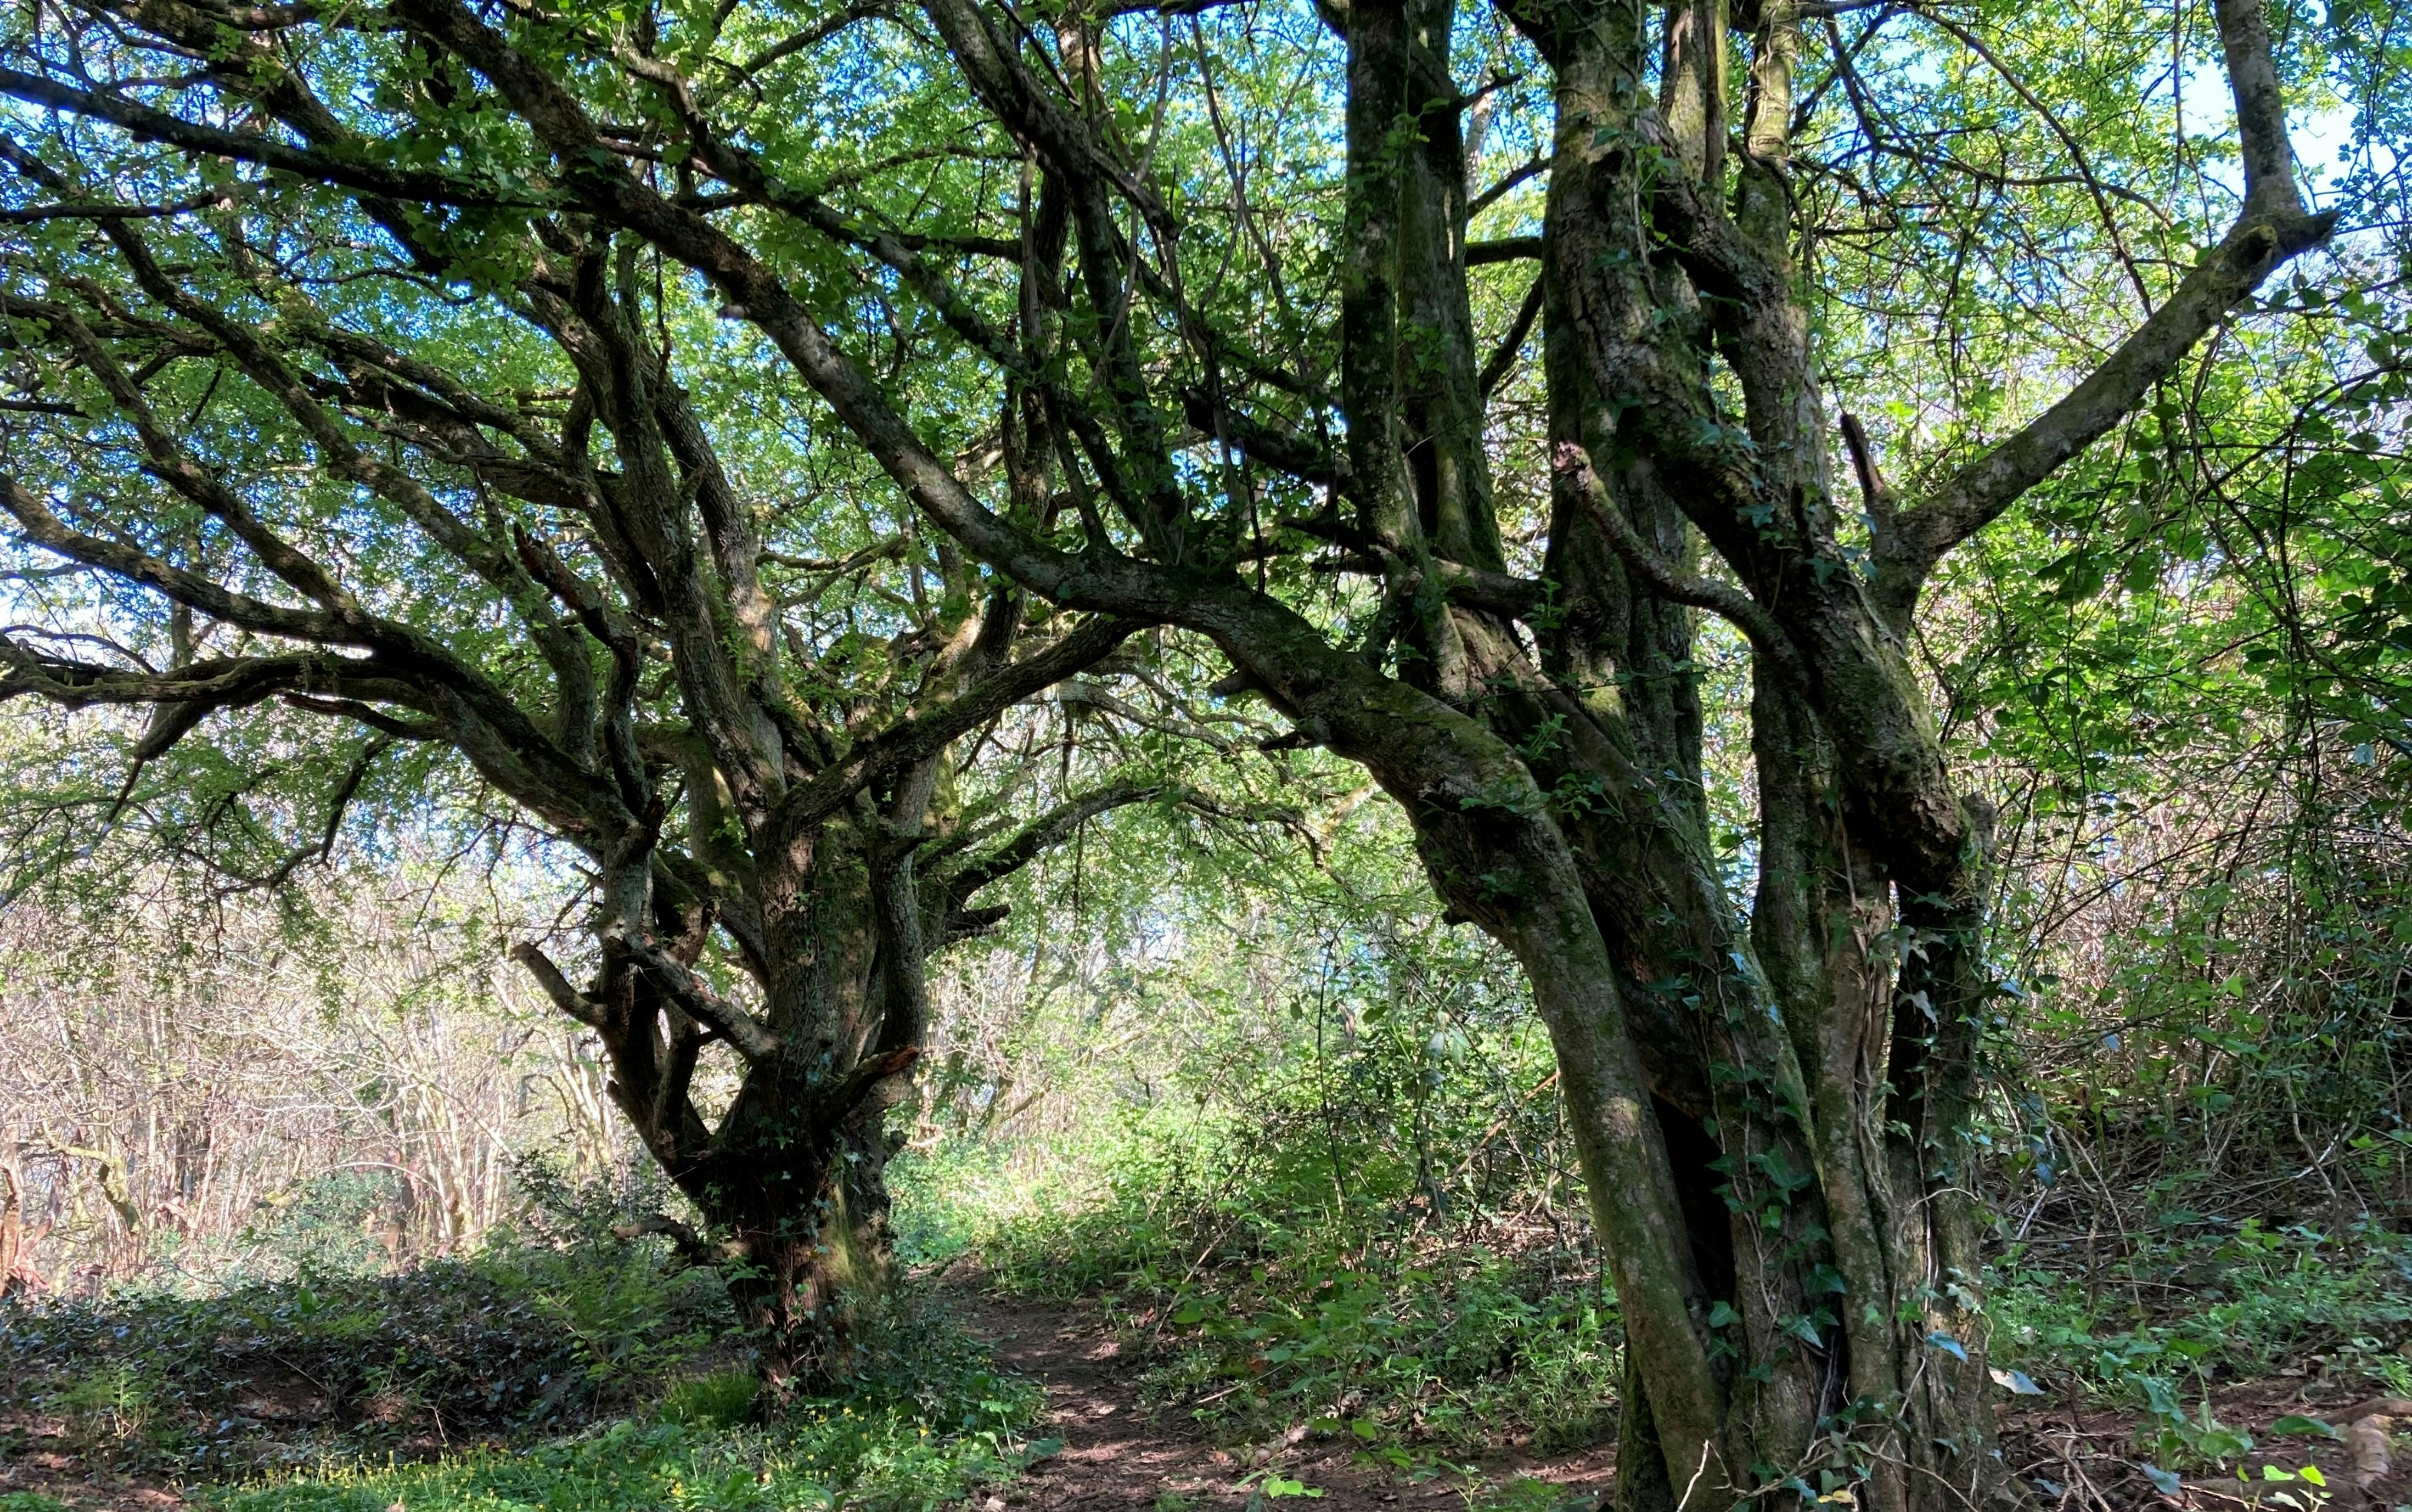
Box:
[949,1283,1617,1511]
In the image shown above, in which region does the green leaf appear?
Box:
[2270,1416,2342,1441]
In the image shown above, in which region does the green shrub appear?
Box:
[56,1361,168,1455]
[202,1412,1042,1512]
[237,1171,416,1277]
[1988,1215,2412,1468]
[943,1093,1618,1459]
[1471,1476,1599,1512]
[915,955,1619,1463]
[661,1369,760,1429]
[1115,1238,1618,1459]
[1992,1217,2412,1393]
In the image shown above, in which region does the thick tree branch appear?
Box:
[777,615,1137,833]
[1178,391,1347,486]
[1838,411,1897,537]
[939,779,1170,901]
[280,693,443,740]
[809,1046,923,1123]
[0,645,431,794]
[387,0,1187,637]
[1554,444,1804,681]
[1313,552,1547,618]
[1,478,355,646]
[720,0,891,88]
[1466,234,1543,265]
[1467,156,1547,218]
[0,192,231,223]
[606,930,781,1060]
[910,0,1172,234]
[1875,0,2332,618]
[1478,275,1544,397]
[509,941,610,1028]
[0,67,543,208]
[1885,224,2330,606]
[608,1213,732,1267]
[2214,0,2299,207]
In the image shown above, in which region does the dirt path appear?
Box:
[948,1285,1616,1512]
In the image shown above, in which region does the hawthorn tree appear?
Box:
[0,0,2372,1498]
[0,97,1219,1384]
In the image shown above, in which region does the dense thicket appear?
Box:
[0,858,611,1284]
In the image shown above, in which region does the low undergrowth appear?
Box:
[1994,1215,2412,1398]
[910,1120,2412,1488]
[199,1307,1049,1512]
[0,1223,1046,1511]
[902,1121,1620,1466]
[200,1408,1048,1512]
[1985,1210,2412,1482]
[1112,1234,1620,1462]
[0,1235,733,1477]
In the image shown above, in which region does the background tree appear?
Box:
[0,0,2389,1500]
[0,848,623,1282]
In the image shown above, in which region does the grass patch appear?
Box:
[200,1294,1048,1511]
[1988,1213,2412,1470]
[1115,1240,1618,1460]
[2,1216,1045,1512]
[661,1369,762,1430]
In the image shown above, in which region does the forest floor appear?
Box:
[953,1273,2412,1512]
[949,1280,1617,1512]
[0,1424,188,1511]
[12,1274,2410,1511]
